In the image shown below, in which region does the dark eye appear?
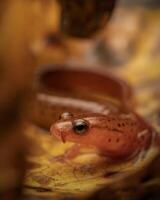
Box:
[73,119,89,135]
[59,112,73,120]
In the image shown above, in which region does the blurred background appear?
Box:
[31,0,160,69]
[0,0,159,200]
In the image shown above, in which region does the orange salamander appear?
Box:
[32,66,159,161]
[51,112,157,160]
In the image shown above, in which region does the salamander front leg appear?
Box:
[53,144,83,163]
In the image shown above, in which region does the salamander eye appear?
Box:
[73,119,89,135]
[59,112,73,120]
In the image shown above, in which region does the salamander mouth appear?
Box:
[60,132,66,143]
[50,125,66,143]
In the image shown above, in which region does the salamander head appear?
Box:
[51,112,152,159]
[51,112,90,143]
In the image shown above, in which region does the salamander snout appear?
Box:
[50,120,73,143]
[50,112,90,143]
[51,112,74,142]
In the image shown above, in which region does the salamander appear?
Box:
[51,112,155,160]
[30,66,159,161]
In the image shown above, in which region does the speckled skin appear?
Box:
[30,67,133,131]
[30,92,125,130]
[30,67,159,160]
[51,113,156,160]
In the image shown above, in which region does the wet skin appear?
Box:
[51,112,155,160]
